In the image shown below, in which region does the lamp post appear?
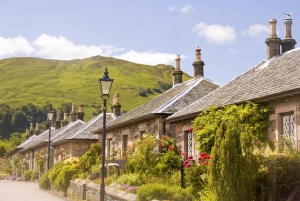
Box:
[47,106,55,171]
[99,67,114,201]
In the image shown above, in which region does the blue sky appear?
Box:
[0,0,298,85]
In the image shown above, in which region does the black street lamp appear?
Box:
[47,106,55,171]
[99,67,113,201]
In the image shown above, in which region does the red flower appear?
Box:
[163,135,167,140]
[204,155,210,159]
[198,157,202,161]
[168,145,173,150]
[61,145,65,149]
[181,152,187,156]
[185,163,191,168]
[204,161,209,166]
[183,160,189,164]
[188,155,193,160]
[200,152,206,157]
[198,126,202,130]
[188,127,193,132]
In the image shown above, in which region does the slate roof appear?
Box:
[19,128,55,152]
[167,48,300,121]
[51,113,115,145]
[101,76,219,130]
[19,120,85,152]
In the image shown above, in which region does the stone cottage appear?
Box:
[166,17,300,155]
[93,47,220,159]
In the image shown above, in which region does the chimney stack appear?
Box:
[29,123,34,136]
[172,55,183,86]
[35,123,40,135]
[25,129,29,140]
[265,19,281,59]
[192,46,204,77]
[281,17,296,53]
[70,103,76,122]
[111,93,122,116]
[55,111,61,129]
[77,104,85,121]
[62,113,68,127]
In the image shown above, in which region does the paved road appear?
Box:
[0,180,72,201]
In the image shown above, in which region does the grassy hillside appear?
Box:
[0,56,191,121]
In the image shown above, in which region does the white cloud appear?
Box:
[180,5,194,13]
[0,36,35,56]
[115,50,180,66]
[167,6,175,12]
[192,22,236,44]
[0,34,179,66]
[242,24,269,39]
[33,34,124,60]
[0,34,124,60]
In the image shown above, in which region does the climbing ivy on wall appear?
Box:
[192,103,271,154]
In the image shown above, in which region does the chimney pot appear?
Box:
[111,93,122,116]
[192,46,204,77]
[281,18,297,53]
[173,55,183,86]
[265,19,281,59]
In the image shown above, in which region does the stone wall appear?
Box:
[68,179,136,201]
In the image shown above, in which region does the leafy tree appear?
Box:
[11,111,28,127]
[58,102,72,115]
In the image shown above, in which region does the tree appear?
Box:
[11,111,28,127]
[192,103,270,201]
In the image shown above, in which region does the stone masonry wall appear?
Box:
[68,179,136,201]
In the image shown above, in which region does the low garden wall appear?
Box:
[68,179,136,201]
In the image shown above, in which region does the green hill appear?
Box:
[0,56,191,121]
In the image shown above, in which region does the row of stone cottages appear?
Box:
[7,17,300,172]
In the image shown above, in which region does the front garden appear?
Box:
[2,103,300,201]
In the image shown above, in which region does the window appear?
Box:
[107,138,112,159]
[139,131,145,140]
[184,131,193,157]
[282,112,295,146]
[122,135,128,157]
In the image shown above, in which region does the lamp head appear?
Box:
[99,67,114,100]
[47,105,55,122]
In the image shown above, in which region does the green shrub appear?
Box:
[39,170,51,190]
[23,170,33,181]
[157,150,180,176]
[116,173,145,186]
[48,161,64,184]
[78,143,102,173]
[137,183,193,201]
[30,170,39,181]
[255,152,300,201]
[53,163,79,193]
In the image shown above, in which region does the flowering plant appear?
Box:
[35,149,46,171]
[183,151,210,194]
[156,134,178,154]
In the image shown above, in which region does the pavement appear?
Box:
[0,180,72,201]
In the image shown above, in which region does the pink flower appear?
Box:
[185,163,191,168]
[188,155,193,160]
[183,160,189,164]
[204,155,210,159]
[200,152,206,157]
[198,157,202,161]
[204,161,209,166]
